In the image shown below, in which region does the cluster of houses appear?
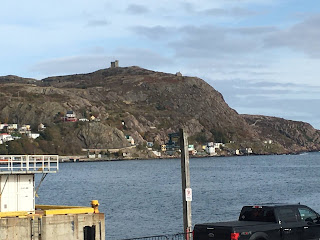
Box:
[162,138,254,157]
[0,123,46,145]
[62,110,100,122]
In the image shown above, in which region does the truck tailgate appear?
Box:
[193,221,274,240]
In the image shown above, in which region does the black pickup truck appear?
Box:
[193,204,320,240]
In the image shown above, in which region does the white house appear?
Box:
[214,143,224,149]
[38,123,46,131]
[19,124,31,133]
[125,135,135,146]
[27,133,40,139]
[0,133,14,143]
[78,118,89,122]
[7,124,18,130]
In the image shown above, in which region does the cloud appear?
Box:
[212,79,320,128]
[169,25,269,58]
[131,24,275,59]
[265,14,320,58]
[30,48,173,77]
[131,26,174,40]
[113,48,174,69]
[87,20,109,27]
[126,4,149,15]
[201,7,259,17]
[30,55,110,77]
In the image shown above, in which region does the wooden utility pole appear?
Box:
[180,128,192,239]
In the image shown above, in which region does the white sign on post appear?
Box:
[185,188,192,201]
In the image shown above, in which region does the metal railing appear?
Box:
[0,155,59,174]
[121,232,193,240]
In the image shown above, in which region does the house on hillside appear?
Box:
[161,145,166,152]
[0,133,14,144]
[27,133,40,139]
[38,123,46,131]
[0,124,7,131]
[125,135,135,146]
[19,124,31,134]
[78,118,89,122]
[7,124,18,131]
[64,111,77,122]
[1,124,18,133]
[205,142,217,156]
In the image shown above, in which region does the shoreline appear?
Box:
[59,150,319,163]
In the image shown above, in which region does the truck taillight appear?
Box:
[231,232,240,240]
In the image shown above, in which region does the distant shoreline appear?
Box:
[59,150,318,163]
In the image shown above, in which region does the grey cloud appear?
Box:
[31,55,110,76]
[131,22,276,58]
[265,14,320,58]
[113,48,174,68]
[170,25,264,57]
[212,79,320,128]
[131,26,174,40]
[87,20,109,27]
[126,4,149,15]
[202,7,258,17]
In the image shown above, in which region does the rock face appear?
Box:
[0,66,319,155]
[242,115,320,153]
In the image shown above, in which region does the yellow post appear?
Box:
[91,200,99,213]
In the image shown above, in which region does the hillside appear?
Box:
[0,66,319,157]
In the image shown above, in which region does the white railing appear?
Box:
[0,155,59,174]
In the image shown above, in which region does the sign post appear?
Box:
[180,128,192,239]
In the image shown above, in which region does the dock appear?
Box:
[0,155,105,240]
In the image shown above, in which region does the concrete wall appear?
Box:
[0,213,105,240]
[0,217,31,240]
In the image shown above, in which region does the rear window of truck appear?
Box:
[239,206,276,222]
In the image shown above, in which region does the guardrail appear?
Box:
[0,155,59,174]
[121,232,193,240]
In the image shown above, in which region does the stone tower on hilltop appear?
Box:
[110,60,119,68]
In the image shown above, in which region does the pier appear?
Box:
[0,155,105,240]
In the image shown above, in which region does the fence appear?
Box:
[121,232,193,240]
[0,155,59,174]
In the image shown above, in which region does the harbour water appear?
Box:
[36,152,320,239]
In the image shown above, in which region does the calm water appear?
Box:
[36,152,320,239]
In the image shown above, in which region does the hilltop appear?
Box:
[0,66,319,157]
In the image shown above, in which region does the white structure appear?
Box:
[125,135,135,145]
[206,144,216,156]
[0,155,58,213]
[246,148,253,154]
[78,118,89,122]
[152,151,161,157]
[66,111,76,118]
[0,134,14,143]
[214,143,223,149]
[27,133,40,139]
[38,123,46,131]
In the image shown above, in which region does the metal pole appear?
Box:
[180,128,192,239]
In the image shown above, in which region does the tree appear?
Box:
[0,144,8,154]
[7,141,24,154]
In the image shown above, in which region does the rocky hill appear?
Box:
[0,66,319,156]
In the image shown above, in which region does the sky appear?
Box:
[1,0,320,128]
